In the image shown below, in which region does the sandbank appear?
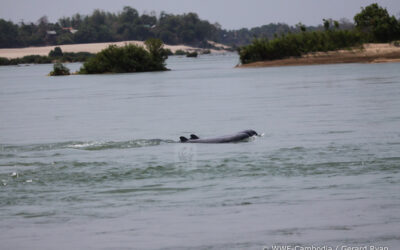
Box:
[0,40,229,59]
[238,43,400,68]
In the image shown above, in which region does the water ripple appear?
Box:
[0,139,175,152]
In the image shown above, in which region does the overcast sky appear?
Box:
[1,0,400,29]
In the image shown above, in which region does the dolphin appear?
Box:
[180,130,258,143]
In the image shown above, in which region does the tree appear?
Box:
[0,19,20,47]
[78,41,168,74]
[49,62,70,76]
[120,6,139,23]
[354,3,400,42]
[334,20,340,29]
[323,19,330,31]
[49,46,63,57]
[296,22,306,32]
[145,38,169,69]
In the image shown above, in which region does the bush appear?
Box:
[238,3,400,65]
[61,52,94,62]
[239,30,363,64]
[0,57,12,65]
[49,47,63,57]
[78,39,168,74]
[0,52,94,67]
[186,51,198,57]
[49,62,70,76]
[164,48,173,56]
[174,49,186,55]
[20,55,52,64]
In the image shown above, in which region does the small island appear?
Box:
[77,38,169,74]
[238,3,400,67]
[46,38,170,76]
[49,62,70,76]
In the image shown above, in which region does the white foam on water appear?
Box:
[68,142,99,149]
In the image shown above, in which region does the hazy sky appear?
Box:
[1,0,400,29]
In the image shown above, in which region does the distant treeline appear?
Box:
[0,7,350,49]
[239,3,400,64]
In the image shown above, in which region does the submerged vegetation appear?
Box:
[239,3,400,64]
[186,51,198,58]
[78,38,168,74]
[49,62,70,76]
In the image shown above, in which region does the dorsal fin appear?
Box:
[180,136,188,142]
[190,134,199,140]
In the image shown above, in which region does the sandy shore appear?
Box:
[238,43,400,68]
[0,40,228,59]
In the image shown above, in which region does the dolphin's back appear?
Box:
[180,130,257,143]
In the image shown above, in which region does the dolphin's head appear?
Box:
[240,129,258,137]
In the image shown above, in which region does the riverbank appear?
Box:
[238,43,400,68]
[0,40,230,59]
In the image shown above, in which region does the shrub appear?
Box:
[49,47,63,57]
[0,52,94,67]
[174,49,187,55]
[238,3,400,64]
[61,52,94,62]
[78,39,168,74]
[49,62,70,76]
[20,55,52,64]
[186,51,198,57]
[239,30,363,64]
[164,48,173,56]
[0,57,11,65]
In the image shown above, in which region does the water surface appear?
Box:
[1,54,400,249]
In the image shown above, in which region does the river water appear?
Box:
[0,54,399,250]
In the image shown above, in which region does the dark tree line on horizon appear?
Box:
[1,6,355,49]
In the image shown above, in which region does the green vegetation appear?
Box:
[0,46,93,66]
[47,47,94,62]
[0,8,221,48]
[174,49,187,56]
[0,6,353,49]
[49,62,70,76]
[2,3,399,67]
[186,51,198,57]
[0,55,52,65]
[354,3,400,42]
[239,3,400,64]
[163,48,173,56]
[78,38,168,74]
[49,46,63,57]
[239,30,362,64]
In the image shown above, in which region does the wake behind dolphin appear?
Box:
[180,130,258,143]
